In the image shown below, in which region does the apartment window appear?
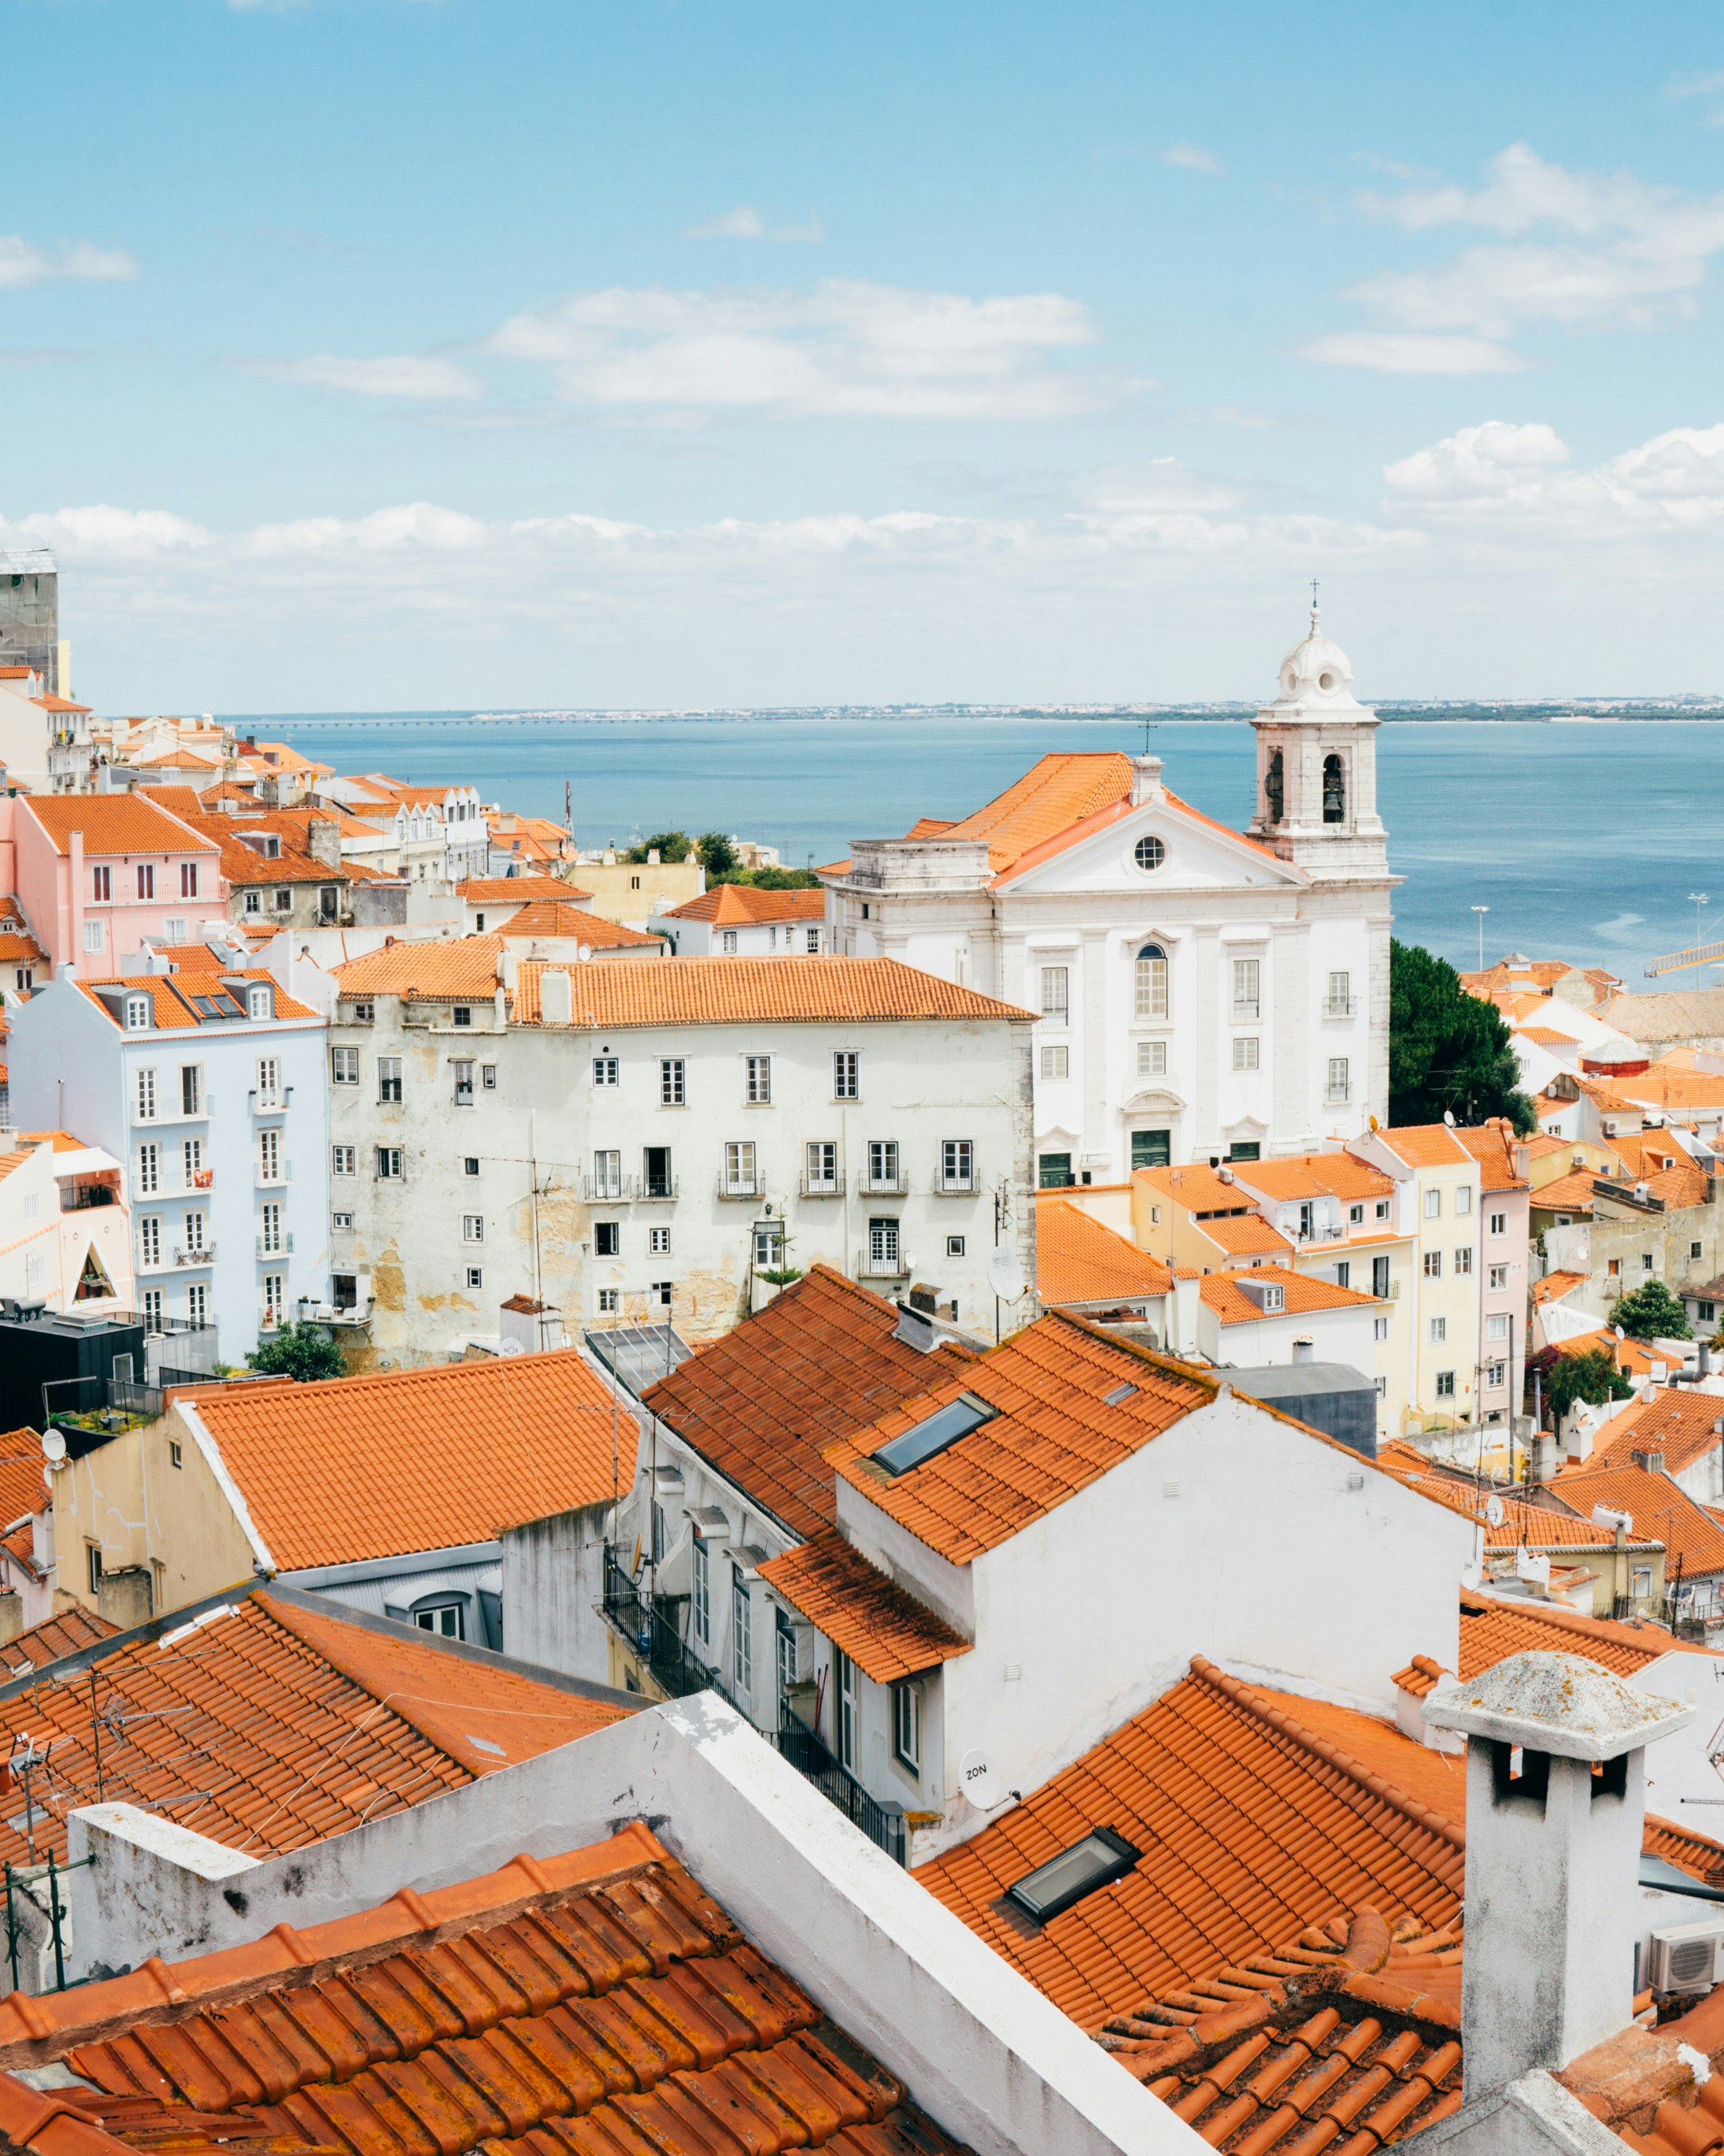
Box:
[642,1146,674,1198]
[462,1214,484,1243]
[1694,1240,1707,1261]
[1232,958,1260,1022]
[332,1211,353,1231]
[1374,1314,1389,1340]
[258,1128,282,1184]
[452,1005,472,1028]
[83,918,105,954]
[941,1139,975,1191]
[119,993,149,1032]
[836,1650,859,1771]
[805,928,819,954]
[14,967,31,991]
[1134,945,1168,1021]
[721,929,738,954]
[753,1223,785,1270]
[1644,1253,1656,1272]
[1486,1360,1507,1388]
[1232,1037,1260,1072]
[272,887,292,913]
[1430,1316,1447,1343]
[1373,1254,1390,1298]
[597,1287,620,1313]
[1489,1263,1508,1290]
[139,1215,161,1268]
[892,1684,921,1776]
[261,1272,285,1328]
[131,1143,159,1198]
[595,1221,620,1257]
[1607,1256,1622,1278]
[142,1288,164,1332]
[378,1056,402,1102]
[180,1065,202,1115]
[1374,1376,1387,1399]
[1137,1039,1167,1078]
[187,1282,208,1328]
[593,1150,623,1199]
[805,1140,838,1192]
[457,1157,478,1179]
[1487,1311,1509,1339]
[482,1064,497,1090]
[1489,1210,1506,1235]
[833,1050,860,1099]
[259,1202,283,1255]
[693,1539,710,1646]
[136,864,154,900]
[868,1217,901,1272]
[376,1147,403,1179]
[1424,1188,1441,1219]
[1423,1250,1442,1278]
[1376,1200,1391,1221]
[256,1056,280,1106]
[1702,1300,1718,1324]
[868,1139,901,1189]
[1040,965,1070,1021]
[453,1060,475,1106]
[731,1571,753,1693]
[593,1056,619,1087]
[332,1143,356,1176]
[180,861,199,898]
[87,1544,103,1595]
[165,917,187,943]
[1041,1045,1070,1080]
[352,999,375,1023]
[91,865,111,902]
[948,1234,966,1256]
[135,1067,158,1121]
[1336,1261,1351,1289]
[1326,969,1351,1017]
[331,1046,359,1085]
[1039,1151,1074,1188]
[243,891,262,916]
[1454,1246,1473,1276]
[660,1058,686,1106]
[724,1140,757,1195]
[1435,1370,1456,1398]
[649,1225,671,1254]
[1325,1058,1349,1102]
[1455,1185,1473,1216]
[745,1054,772,1103]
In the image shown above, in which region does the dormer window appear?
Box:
[1008,1828,1141,1923]
[124,994,150,1031]
[247,985,272,1021]
[1262,1282,1285,1312]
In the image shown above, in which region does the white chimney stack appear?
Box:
[1424,1651,1692,2099]
[1130,754,1164,807]
[539,967,573,1027]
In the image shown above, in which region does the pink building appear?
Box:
[14,795,227,975]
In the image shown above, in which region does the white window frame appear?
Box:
[462,1214,484,1243]
[660,1058,686,1106]
[833,1050,860,1099]
[1134,946,1168,1022]
[941,1139,974,1192]
[332,1143,357,1177]
[731,1569,753,1694]
[592,1056,619,1087]
[1137,1039,1167,1077]
[1039,965,1069,1022]
[1040,1044,1069,1080]
[331,1046,360,1086]
[724,1140,757,1195]
[744,1054,772,1104]
[1325,1057,1349,1103]
[1232,1037,1260,1072]
[1231,958,1260,1022]
[892,1683,921,1776]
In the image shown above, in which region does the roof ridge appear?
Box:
[1458,1582,1681,1657]
[1189,1657,1467,1858]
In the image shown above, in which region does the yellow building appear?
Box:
[571,849,705,929]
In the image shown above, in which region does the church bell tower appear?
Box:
[1248,601,1389,883]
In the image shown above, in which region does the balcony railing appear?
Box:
[856,1249,910,1280]
[634,1176,679,1203]
[600,1547,731,1702]
[800,1171,845,1198]
[716,1173,763,1202]
[771,1717,906,1865]
[256,1233,294,1258]
[934,1175,975,1196]
[60,1184,117,1213]
[1324,996,1355,1018]
[173,1246,216,1268]
[860,1171,909,1197]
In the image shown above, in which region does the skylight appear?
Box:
[872,1394,998,1476]
[1007,1827,1141,1922]
[1102,1382,1138,1406]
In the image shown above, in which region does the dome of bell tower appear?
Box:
[1271,603,1363,712]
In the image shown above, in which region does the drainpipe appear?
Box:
[68,828,84,975]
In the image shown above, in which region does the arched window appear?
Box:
[1264,748,1283,824]
[1323,753,1345,825]
[1134,943,1168,1021]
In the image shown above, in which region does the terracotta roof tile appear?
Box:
[1375,1124,1474,1169]
[664,883,827,924]
[759,1530,971,1682]
[20,795,216,858]
[1393,1587,1695,1695]
[0,1828,968,2156]
[1201,1264,1382,1325]
[1530,1172,1598,1214]
[1552,1461,1724,1574]
[457,876,593,903]
[1519,1024,1582,1047]
[1032,1199,1172,1306]
[826,1312,1218,1565]
[907,750,1136,874]
[498,901,665,947]
[333,935,506,1002]
[75,971,319,1030]
[512,954,1032,1029]
[1235,1154,1397,1202]
[1199,1212,1297,1258]
[0,1605,116,1673]
[640,1265,960,1539]
[1136,1161,1262,1213]
[1588,1387,1724,1479]
[0,1589,629,1870]
[134,784,207,819]
[1533,1268,1589,1304]
[192,1348,623,1569]
[1373,1447,1661,1550]
[1452,1118,1530,1191]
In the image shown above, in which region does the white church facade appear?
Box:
[822,609,1398,1184]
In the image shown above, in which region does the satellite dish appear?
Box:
[40,1430,66,1465]
[958,1747,1005,1810]
[1615,1326,1626,1342]
[578,945,594,963]
[497,1338,523,1357]
[987,1247,1027,1302]
[1485,1494,1505,1528]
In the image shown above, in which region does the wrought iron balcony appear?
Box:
[600,1547,729,1702]
[771,1716,907,1865]
[255,1233,294,1258]
[800,1171,845,1198]
[716,1172,763,1202]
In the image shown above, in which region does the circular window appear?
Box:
[1317,670,1336,692]
[1134,835,1166,872]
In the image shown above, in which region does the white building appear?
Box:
[316,777,488,883]
[316,946,1036,1365]
[649,883,828,957]
[823,608,1395,1185]
[0,1131,135,1316]
[9,965,331,1365]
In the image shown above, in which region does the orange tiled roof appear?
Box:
[1519,1024,1582,1047]
[1559,1325,1671,1379]
[0,928,43,965]
[135,783,209,820]
[1375,1124,1473,1169]
[758,1529,972,1682]
[20,793,215,857]
[457,875,592,903]
[333,935,506,1002]
[1585,1387,1724,1478]
[1452,1117,1530,1191]
[0,1424,47,1534]
[1032,1198,1172,1306]
[1136,1160,1262,1213]
[191,1348,623,1569]
[75,970,319,1030]
[0,1825,967,2156]
[1373,1447,1661,1550]
[1199,1211,1297,1258]
[1393,1587,1682,1695]
[1235,1154,1396,1202]
[0,1588,629,1870]
[512,954,1033,1029]
[663,883,827,924]
[1533,1268,1589,1305]
[498,901,665,947]
[0,1603,116,1673]
[904,750,1136,873]
[826,1312,1219,1565]
[1552,1461,1724,1573]
[1530,1171,1597,1214]
[1201,1264,1381,1326]
[640,1265,963,1539]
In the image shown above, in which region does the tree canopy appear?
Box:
[1389,939,1537,1132]
[624,830,694,864]
[247,1321,347,1383]
[1533,1346,1633,1423]
[1607,1280,1692,1341]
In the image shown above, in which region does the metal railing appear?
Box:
[800,1171,845,1198]
[716,1173,763,1201]
[634,1176,679,1203]
[860,1173,910,1197]
[60,1185,117,1213]
[255,1233,294,1257]
[771,1717,906,1865]
[172,1245,216,1267]
[600,1547,725,1702]
[856,1250,910,1279]
[1325,996,1355,1017]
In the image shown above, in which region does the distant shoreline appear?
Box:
[242,702,1724,728]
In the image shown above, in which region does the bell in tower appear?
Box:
[1248,595,1389,883]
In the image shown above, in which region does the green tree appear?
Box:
[247,1321,346,1383]
[625,830,693,865]
[1607,1280,1693,1340]
[1389,939,1537,1132]
[728,863,820,891]
[696,831,738,877]
[1541,1347,1633,1423]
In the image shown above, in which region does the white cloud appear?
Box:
[683,206,825,243]
[0,237,136,289]
[1383,421,1570,504]
[0,505,210,555]
[487,277,1120,421]
[255,354,484,401]
[1383,417,1724,532]
[1299,332,1530,375]
[1666,70,1724,98]
[1164,143,1225,173]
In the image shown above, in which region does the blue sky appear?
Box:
[7,0,1724,709]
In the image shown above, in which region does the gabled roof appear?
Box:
[1452,1117,1530,1191]
[457,875,592,903]
[0,1588,628,1869]
[190,1348,623,1570]
[1373,1124,1474,1169]
[1373,1443,1661,1550]
[1587,1387,1724,1478]
[0,1603,115,1674]
[826,1312,1219,1565]
[498,900,666,947]
[905,750,1137,873]
[20,794,216,858]
[1198,1211,1297,1258]
[512,954,1032,1028]
[1532,1268,1589,1305]
[333,935,506,1002]
[135,783,208,820]
[0,1426,48,1536]
[1236,1153,1396,1202]
[1393,1586,1706,1696]
[662,883,827,924]
[1201,1264,1381,1326]
[1032,1198,1173,1306]
[0,1825,968,2156]
[1135,1160,1263,1214]
[1530,1171,1597,1215]
[758,1529,972,1682]
[640,1265,960,1539]
[1552,1461,1724,1575]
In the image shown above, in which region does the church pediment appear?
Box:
[998,793,1306,899]
[1125,1086,1187,1113]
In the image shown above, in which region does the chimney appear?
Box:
[1171,1270,1200,1358]
[1292,1335,1315,1365]
[1424,1652,1693,2099]
[1630,1447,1666,1474]
[539,968,573,1027]
[1130,754,1164,807]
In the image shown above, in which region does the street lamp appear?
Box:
[1691,893,1710,992]
[1471,906,1489,972]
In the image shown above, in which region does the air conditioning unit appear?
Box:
[1648,1917,1724,1993]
